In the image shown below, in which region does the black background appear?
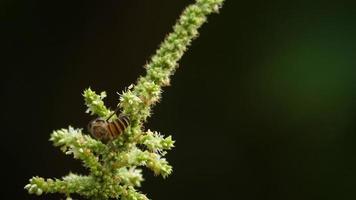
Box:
[3,0,356,199]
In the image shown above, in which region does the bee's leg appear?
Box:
[106,106,121,121]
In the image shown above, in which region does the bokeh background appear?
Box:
[2,0,356,199]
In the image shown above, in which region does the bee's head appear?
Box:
[88,118,109,141]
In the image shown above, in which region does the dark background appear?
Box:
[2,0,356,199]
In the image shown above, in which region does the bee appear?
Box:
[88,107,130,142]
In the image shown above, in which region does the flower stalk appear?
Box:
[25,0,224,199]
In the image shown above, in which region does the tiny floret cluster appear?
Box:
[25,0,224,199]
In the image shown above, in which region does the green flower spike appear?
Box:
[25,0,225,199]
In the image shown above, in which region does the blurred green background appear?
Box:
[2,0,356,199]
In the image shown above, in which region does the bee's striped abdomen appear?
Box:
[107,115,130,138]
[88,113,130,142]
[107,122,119,139]
[120,115,130,127]
[113,120,123,133]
